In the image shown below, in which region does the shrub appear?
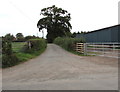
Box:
[2,37,47,68]
[54,37,85,51]
[2,54,19,68]
[2,37,12,55]
[2,38,19,68]
[22,38,47,53]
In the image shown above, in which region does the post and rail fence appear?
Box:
[75,43,84,53]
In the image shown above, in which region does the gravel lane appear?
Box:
[2,44,118,90]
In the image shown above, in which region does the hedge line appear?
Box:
[54,37,85,51]
[2,38,19,68]
[2,38,47,68]
[22,39,47,53]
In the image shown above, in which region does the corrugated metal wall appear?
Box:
[118,25,120,42]
[76,25,119,43]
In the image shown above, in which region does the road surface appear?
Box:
[2,44,118,90]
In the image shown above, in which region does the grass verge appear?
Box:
[54,37,92,56]
[58,45,91,56]
[16,47,46,63]
[3,40,47,68]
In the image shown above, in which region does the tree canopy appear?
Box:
[37,5,72,43]
[4,33,15,41]
[16,33,24,42]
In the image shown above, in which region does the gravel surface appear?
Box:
[2,44,118,90]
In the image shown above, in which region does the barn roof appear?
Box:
[86,24,120,34]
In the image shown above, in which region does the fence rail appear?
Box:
[76,42,120,58]
[75,43,84,53]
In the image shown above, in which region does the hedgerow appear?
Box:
[54,37,85,51]
[2,38,47,68]
[22,38,47,53]
[2,37,19,68]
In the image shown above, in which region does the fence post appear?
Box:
[84,43,87,55]
[102,43,104,56]
[28,41,31,49]
[113,43,115,50]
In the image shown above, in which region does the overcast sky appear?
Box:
[0,0,119,38]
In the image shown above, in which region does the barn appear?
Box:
[76,25,120,43]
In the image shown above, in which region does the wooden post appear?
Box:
[102,43,105,56]
[84,43,87,55]
[76,43,84,53]
[28,41,31,49]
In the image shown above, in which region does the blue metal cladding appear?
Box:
[76,25,119,43]
[118,25,120,42]
[111,26,118,42]
[96,28,111,42]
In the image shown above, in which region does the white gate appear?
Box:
[85,42,120,58]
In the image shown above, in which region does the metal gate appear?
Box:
[85,42,120,58]
[76,42,120,58]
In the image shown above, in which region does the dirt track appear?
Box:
[2,44,118,90]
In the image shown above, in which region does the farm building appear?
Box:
[76,25,120,43]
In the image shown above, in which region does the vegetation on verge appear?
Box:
[2,38,47,68]
[54,37,87,56]
[23,39,47,53]
[2,37,19,68]
[15,46,46,64]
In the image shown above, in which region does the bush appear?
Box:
[54,37,85,51]
[2,54,19,68]
[2,38,19,68]
[2,37,47,68]
[2,37,12,55]
[22,38,47,53]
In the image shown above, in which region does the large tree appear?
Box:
[4,33,15,41]
[16,33,24,42]
[37,5,72,43]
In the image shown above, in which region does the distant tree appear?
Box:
[80,31,87,34]
[71,32,77,38]
[4,33,15,41]
[37,5,72,43]
[16,33,24,42]
[25,35,39,41]
[71,31,87,38]
[25,36,33,41]
[77,32,80,34]
[81,31,84,33]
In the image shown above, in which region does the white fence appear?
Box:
[85,42,120,58]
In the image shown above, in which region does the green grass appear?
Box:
[87,51,100,54]
[16,47,46,62]
[68,50,90,56]
[115,47,120,49]
[12,42,26,52]
[11,41,46,66]
[54,37,92,56]
[2,39,46,68]
[59,45,91,56]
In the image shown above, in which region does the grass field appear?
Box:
[12,42,26,52]
[12,42,46,64]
